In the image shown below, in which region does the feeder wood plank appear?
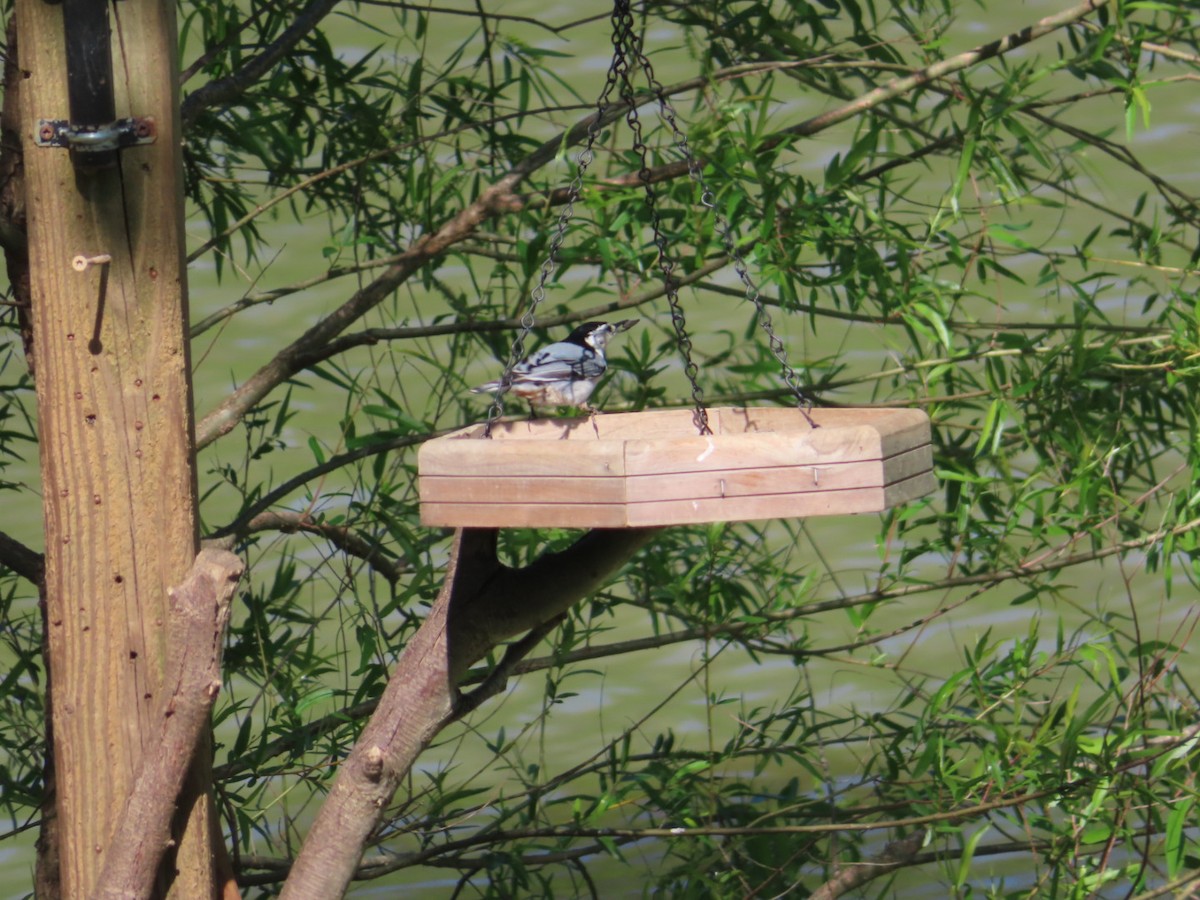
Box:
[418,407,935,528]
[421,446,931,506]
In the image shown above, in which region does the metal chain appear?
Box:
[482,5,628,437]
[627,19,818,428]
[487,0,812,436]
[615,1,712,436]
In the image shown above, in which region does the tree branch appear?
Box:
[180,0,343,129]
[278,526,657,899]
[781,0,1107,140]
[448,528,661,665]
[355,2,606,36]
[451,613,566,721]
[226,510,407,584]
[93,549,245,900]
[811,830,931,899]
[191,199,510,450]
[0,529,43,585]
[297,253,732,369]
[204,430,441,543]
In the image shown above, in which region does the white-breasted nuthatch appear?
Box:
[471,319,639,412]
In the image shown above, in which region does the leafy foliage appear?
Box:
[3,0,1200,897]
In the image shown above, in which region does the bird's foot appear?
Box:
[585,403,601,436]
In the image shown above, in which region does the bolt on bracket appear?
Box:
[35,117,157,153]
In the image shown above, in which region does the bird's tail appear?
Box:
[470,381,500,395]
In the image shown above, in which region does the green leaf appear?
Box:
[1165,797,1193,879]
[956,824,990,889]
[950,134,977,213]
[975,399,1007,458]
[307,436,326,465]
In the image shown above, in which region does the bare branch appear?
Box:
[94,549,245,900]
[305,253,732,365]
[194,179,524,449]
[278,526,656,899]
[802,831,930,899]
[276,529,488,900]
[237,835,640,887]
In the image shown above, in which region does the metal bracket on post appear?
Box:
[35,0,156,170]
[35,117,157,153]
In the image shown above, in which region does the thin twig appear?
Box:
[451,614,566,720]
[212,510,408,584]
[205,430,445,542]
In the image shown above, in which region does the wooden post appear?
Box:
[13,0,218,895]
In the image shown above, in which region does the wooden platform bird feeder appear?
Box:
[419,8,937,531]
[418,406,935,528]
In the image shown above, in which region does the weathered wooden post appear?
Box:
[11,0,220,893]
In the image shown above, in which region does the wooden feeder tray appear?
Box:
[418,406,935,528]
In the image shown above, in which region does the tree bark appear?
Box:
[12,0,217,895]
[279,527,658,898]
[808,831,928,899]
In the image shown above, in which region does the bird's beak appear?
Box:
[613,319,639,332]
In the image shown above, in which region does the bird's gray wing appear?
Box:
[512,344,603,382]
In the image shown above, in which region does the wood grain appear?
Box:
[419,407,935,527]
[15,0,212,893]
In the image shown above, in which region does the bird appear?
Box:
[471,319,639,414]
